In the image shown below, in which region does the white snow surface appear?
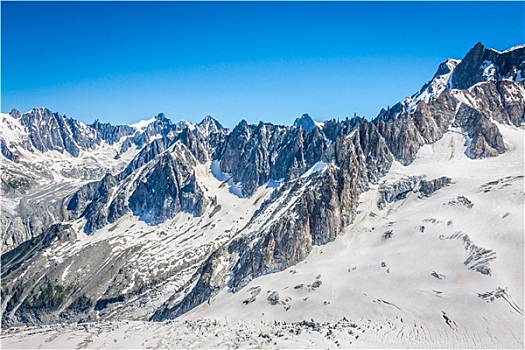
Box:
[210,160,245,197]
[301,161,328,178]
[491,44,525,54]
[2,125,524,349]
[404,59,460,113]
[129,116,157,131]
[0,113,28,145]
[480,60,497,82]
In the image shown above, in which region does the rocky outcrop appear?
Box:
[0,138,19,163]
[377,176,422,210]
[419,177,452,197]
[377,176,452,208]
[455,104,506,158]
[78,173,120,234]
[90,119,135,145]
[78,149,206,234]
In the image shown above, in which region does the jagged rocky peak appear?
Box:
[18,107,98,157]
[9,108,21,119]
[155,112,169,122]
[176,120,193,131]
[293,114,319,133]
[450,42,525,89]
[437,58,461,77]
[400,58,461,114]
[378,42,525,122]
[128,147,206,225]
[90,119,136,145]
[198,115,224,134]
[146,113,173,132]
[218,118,329,196]
[129,112,173,135]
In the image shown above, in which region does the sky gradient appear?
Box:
[2,1,524,128]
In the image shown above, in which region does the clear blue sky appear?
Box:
[2,2,524,128]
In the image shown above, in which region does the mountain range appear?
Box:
[1,42,524,348]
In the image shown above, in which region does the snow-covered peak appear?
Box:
[293,114,321,133]
[176,120,195,132]
[490,44,525,54]
[0,112,28,145]
[24,107,49,115]
[197,115,223,136]
[130,116,157,132]
[403,58,461,113]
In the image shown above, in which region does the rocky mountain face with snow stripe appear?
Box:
[450,42,525,89]
[1,42,524,330]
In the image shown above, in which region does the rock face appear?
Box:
[0,138,19,162]
[456,104,506,158]
[293,114,318,133]
[377,176,452,209]
[127,149,206,225]
[450,42,525,90]
[19,108,98,157]
[419,177,452,197]
[217,121,328,196]
[1,42,524,327]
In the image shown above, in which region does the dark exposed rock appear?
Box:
[293,114,318,133]
[65,122,224,234]
[218,121,328,196]
[446,232,496,275]
[9,108,21,119]
[377,176,422,210]
[90,119,135,145]
[128,150,206,224]
[0,138,19,163]
[267,291,280,305]
[450,42,525,90]
[455,104,506,158]
[419,177,452,197]
[1,224,76,279]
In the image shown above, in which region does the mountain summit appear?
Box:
[293,114,319,132]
